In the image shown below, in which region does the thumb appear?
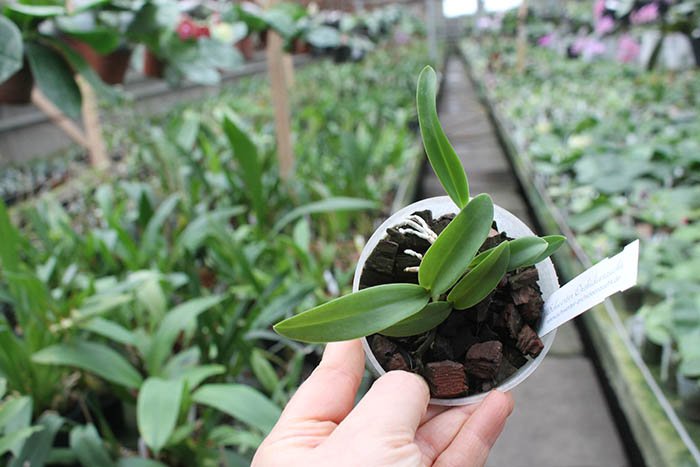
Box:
[332,370,430,439]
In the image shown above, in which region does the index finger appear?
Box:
[277,339,365,425]
[434,390,514,467]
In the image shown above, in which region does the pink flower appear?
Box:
[582,38,606,58]
[571,37,587,55]
[537,33,554,47]
[593,0,605,19]
[595,16,615,35]
[177,17,197,40]
[631,3,659,25]
[617,34,640,62]
[176,16,210,41]
[572,36,607,59]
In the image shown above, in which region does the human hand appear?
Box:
[253,339,514,466]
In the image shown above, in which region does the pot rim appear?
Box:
[354,195,559,406]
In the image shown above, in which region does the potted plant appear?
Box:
[274,66,565,403]
[0,3,117,115]
[291,15,341,54]
[55,1,140,85]
[0,15,31,103]
[127,0,244,86]
[234,2,269,52]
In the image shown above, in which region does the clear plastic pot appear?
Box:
[353,196,560,406]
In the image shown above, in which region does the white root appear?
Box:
[403,266,420,273]
[397,215,438,244]
[403,249,423,259]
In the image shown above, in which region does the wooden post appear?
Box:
[516,0,529,73]
[267,30,294,179]
[283,53,295,89]
[76,76,109,169]
[31,89,88,148]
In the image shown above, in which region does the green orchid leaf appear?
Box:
[69,424,115,467]
[272,197,377,234]
[448,242,510,310]
[417,65,469,208]
[140,194,180,261]
[176,364,226,390]
[192,384,281,434]
[146,294,225,375]
[380,301,452,337]
[250,350,280,394]
[178,206,246,252]
[506,237,547,271]
[0,17,23,83]
[470,234,565,271]
[137,377,184,453]
[223,111,266,223]
[0,427,43,457]
[419,194,494,298]
[32,340,142,389]
[274,283,430,343]
[117,458,168,467]
[25,42,82,121]
[529,235,566,264]
[5,4,65,18]
[40,37,120,103]
[9,413,64,467]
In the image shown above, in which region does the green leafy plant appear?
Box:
[274,66,565,343]
[0,39,434,465]
[461,33,700,387]
[0,2,119,118]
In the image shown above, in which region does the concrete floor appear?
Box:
[420,57,630,467]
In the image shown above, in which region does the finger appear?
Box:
[434,391,514,467]
[415,404,479,464]
[421,404,450,424]
[334,370,430,439]
[278,340,365,425]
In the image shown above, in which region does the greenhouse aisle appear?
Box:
[420,57,630,467]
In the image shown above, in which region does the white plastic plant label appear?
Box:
[540,240,640,336]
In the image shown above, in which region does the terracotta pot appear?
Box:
[0,63,33,104]
[236,35,255,61]
[63,36,132,85]
[143,49,165,78]
[293,38,310,55]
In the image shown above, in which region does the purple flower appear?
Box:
[631,3,659,24]
[595,16,615,35]
[617,34,641,62]
[537,33,554,47]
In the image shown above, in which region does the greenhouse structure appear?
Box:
[0,0,699,465]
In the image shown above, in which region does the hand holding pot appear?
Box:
[252,339,514,467]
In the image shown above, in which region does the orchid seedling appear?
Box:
[274,66,565,343]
